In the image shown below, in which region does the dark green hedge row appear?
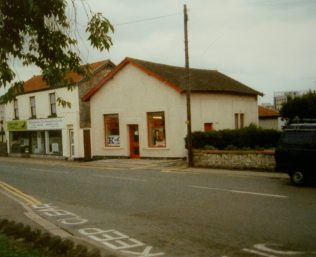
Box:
[188,125,281,150]
[0,219,108,257]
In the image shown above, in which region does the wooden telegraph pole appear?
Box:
[184,4,193,167]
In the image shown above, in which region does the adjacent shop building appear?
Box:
[4,60,115,159]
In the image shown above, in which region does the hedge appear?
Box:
[0,219,110,257]
[187,125,281,150]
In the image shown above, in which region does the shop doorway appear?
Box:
[69,129,75,157]
[129,125,140,159]
[83,130,91,160]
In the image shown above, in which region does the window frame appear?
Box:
[13,99,19,119]
[235,113,245,129]
[204,122,214,132]
[147,111,166,148]
[49,93,57,117]
[103,114,120,147]
[30,96,36,118]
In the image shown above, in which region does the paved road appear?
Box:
[0,157,315,257]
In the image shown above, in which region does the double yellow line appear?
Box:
[0,181,41,205]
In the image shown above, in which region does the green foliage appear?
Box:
[0,218,114,257]
[87,13,114,51]
[57,97,71,108]
[0,235,44,257]
[280,91,316,124]
[189,125,281,150]
[0,0,114,102]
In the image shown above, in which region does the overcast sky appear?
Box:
[9,0,316,104]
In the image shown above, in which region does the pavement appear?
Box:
[0,156,288,255]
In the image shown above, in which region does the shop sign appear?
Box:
[107,135,120,146]
[7,120,27,131]
[27,118,64,130]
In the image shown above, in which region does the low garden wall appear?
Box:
[193,149,275,171]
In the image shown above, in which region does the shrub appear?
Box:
[188,125,281,150]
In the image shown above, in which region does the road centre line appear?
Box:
[0,181,41,205]
[92,174,147,182]
[243,248,277,257]
[29,168,69,174]
[190,185,288,199]
[0,165,16,169]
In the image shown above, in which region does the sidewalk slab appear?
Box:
[0,156,287,179]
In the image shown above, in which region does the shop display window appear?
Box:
[104,114,120,147]
[48,130,62,155]
[147,112,166,147]
[10,131,29,153]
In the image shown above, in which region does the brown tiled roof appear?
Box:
[23,60,115,93]
[258,105,280,118]
[131,58,263,95]
[83,57,263,101]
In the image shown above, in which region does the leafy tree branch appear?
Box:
[0,0,114,102]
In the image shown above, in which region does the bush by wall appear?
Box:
[188,125,281,150]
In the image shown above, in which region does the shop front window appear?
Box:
[147,112,166,147]
[104,114,120,147]
[30,131,45,154]
[47,130,62,155]
[10,131,30,153]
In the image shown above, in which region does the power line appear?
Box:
[114,12,181,26]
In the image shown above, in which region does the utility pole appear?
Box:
[184,4,193,167]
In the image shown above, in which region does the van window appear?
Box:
[282,131,312,145]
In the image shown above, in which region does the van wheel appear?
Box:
[290,171,305,185]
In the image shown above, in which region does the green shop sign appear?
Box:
[7,120,27,131]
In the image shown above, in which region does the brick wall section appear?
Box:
[193,150,275,171]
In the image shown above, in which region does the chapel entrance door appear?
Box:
[129,125,140,159]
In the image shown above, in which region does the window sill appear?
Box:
[103,147,124,150]
[143,147,169,150]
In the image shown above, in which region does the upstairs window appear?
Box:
[147,112,166,147]
[49,93,57,116]
[14,99,19,119]
[30,96,36,118]
[104,114,120,147]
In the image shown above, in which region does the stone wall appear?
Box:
[193,149,275,171]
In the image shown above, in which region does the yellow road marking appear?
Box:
[0,181,41,205]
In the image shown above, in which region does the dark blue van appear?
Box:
[275,123,316,185]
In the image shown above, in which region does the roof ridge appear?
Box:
[22,59,114,94]
[127,57,218,72]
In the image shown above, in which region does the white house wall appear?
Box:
[90,64,259,158]
[191,94,259,131]
[90,64,187,158]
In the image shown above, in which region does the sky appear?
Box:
[7,0,316,104]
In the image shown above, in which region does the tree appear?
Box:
[0,0,114,102]
[280,91,316,124]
